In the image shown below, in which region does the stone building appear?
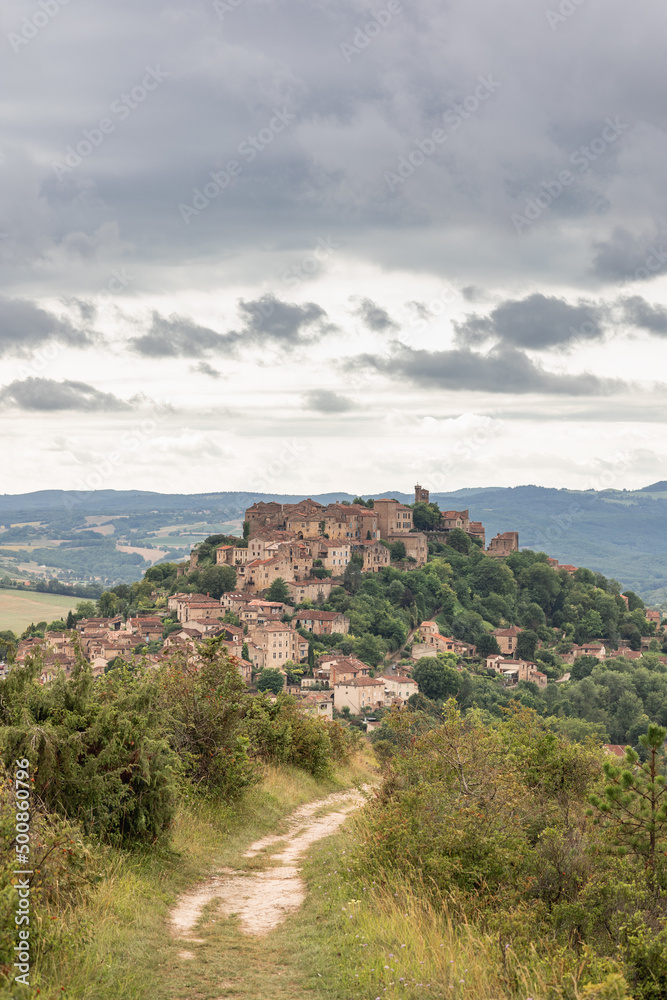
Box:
[414,483,430,503]
[487,531,519,557]
[292,610,350,635]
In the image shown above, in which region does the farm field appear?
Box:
[0,590,79,634]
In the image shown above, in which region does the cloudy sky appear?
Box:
[2,0,667,496]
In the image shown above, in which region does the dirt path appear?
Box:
[169,787,366,942]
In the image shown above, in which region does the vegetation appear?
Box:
[0,638,358,996]
[6,498,667,997]
[299,703,667,999]
[257,667,286,695]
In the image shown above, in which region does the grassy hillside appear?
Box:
[0,589,78,632]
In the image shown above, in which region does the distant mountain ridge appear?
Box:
[2,484,667,602]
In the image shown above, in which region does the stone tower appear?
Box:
[414,483,430,503]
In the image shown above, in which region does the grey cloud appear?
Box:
[190,361,222,378]
[130,313,230,358]
[304,389,356,413]
[406,301,431,320]
[3,0,667,294]
[618,296,667,334]
[345,345,627,396]
[130,295,335,358]
[0,378,132,411]
[0,296,93,356]
[591,227,667,282]
[238,294,336,344]
[352,297,398,332]
[454,294,605,350]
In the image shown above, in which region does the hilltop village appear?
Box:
[10,485,666,736]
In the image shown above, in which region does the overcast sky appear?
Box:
[2,0,667,496]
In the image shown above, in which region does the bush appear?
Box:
[0,657,180,847]
[240,695,354,777]
[257,668,285,695]
[156,638,256,801]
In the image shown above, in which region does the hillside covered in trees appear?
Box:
[3,527,667,997]
[27,526,664,750]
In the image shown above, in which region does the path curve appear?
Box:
[169,787,367,939]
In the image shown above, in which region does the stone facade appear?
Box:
[373,498,414,536]
[293,610,350,635]
[487,531,519,557]
[492,626,523,655]
[333,676,386,714]
[285,579,334,603]
[245,623,309,669]
[414,483,430,503]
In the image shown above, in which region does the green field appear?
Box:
[0,590,79,634]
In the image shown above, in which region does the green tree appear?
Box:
[243,520,251,539]
[266,578,290,603]
[519,602,547,631]
[241,642,250,660]
[447,528,470,554]
[411,502,441,531]
[283,659,303,685]
[46,619,67,632]
[257,668,285,695]
[472,558,516,598]
[412,657,460,700]
[98,591,118,617]
[343,556,363,594]
[353,633,387,667]
[76,600,96,619]
[623,590,645,612]
[198,564,237,600]
[578,609,605,642]
[66,610,76,629]
[390,540,407,562]
[570,654,599,681]
[476,633,501,657]
[516,629,539,661]
[0,630,17,662]
[589,723,667,888]
[157,639,255,799]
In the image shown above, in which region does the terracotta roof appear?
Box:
[334,677,384,687]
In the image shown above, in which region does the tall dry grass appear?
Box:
[293,835,630,1000]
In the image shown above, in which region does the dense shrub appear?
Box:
[155,638,256,801]
[354,702,667,994]
[0,658,179,846]
[240,694,354,777]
